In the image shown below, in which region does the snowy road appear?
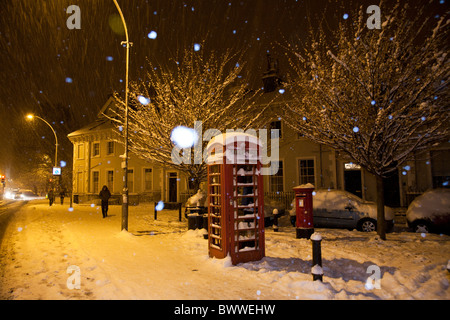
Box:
[0,200,449,300]
[0,200,28,260]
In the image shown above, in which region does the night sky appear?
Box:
[0,0,446,182]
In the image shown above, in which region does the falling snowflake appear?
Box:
[138,95,150,105]
[155,201,164,211]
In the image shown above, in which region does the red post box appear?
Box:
[293,184,315,239]
[206,132,265,265]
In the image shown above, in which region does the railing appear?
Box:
[181,191,296,210]
[264,191,295,210]
[180,192,195,204]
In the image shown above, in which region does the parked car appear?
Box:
[15,189,42,201]
[289,189,394,232]
[406,188,450,234]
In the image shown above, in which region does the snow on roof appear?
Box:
[67,118,115,139]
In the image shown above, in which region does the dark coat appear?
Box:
[99,186,111,202]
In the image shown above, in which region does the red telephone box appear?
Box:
[206,133,265,265]
[293,184,315,239]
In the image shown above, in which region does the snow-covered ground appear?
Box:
[0,200,449,300]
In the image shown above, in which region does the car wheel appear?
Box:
[359,219,377,232]
[413,220,430,233]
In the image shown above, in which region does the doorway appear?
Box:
[344,169,362,198]
[168,172,178,202]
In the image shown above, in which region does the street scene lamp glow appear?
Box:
[170,126,198,149]
[25,113,58,167]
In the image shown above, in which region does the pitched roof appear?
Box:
[67,96,119,140]
[67,118,115,139]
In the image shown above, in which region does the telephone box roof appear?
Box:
[206,132,262,164]
[206,132,262,150]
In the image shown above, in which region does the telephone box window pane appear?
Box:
[209,165,220,174]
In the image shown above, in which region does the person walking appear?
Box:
[48,189,54,206]
[59,189,65,205]
[99,185,111,218]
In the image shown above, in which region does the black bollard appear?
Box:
[311,232,323,281]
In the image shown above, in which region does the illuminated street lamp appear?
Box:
[113,0,132,231]
[26,114,59,168]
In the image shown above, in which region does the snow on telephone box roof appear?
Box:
[206,132,262,165]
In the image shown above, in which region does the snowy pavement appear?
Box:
[0,200,449,300]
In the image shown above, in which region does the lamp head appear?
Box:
[26,114,34,120]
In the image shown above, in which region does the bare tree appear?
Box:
[112,47,265,190]
[283,0,450,239]
[15,154,53,195]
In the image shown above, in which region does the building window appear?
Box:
[77,143,84,159]
[107,170,114,192]
[107,141,114,155]
[92,171,99,193]
[431,150,450,188]
[92,142,100,157]
[269,160,284,192]
[270,120,282,139]
[298,159,315,185]
[127,169,134,193]
[144,168,153,191]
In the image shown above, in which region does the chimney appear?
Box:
[262,54,282,93]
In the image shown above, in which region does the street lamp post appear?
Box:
[113,0,132,231]
[26,114,59,168]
